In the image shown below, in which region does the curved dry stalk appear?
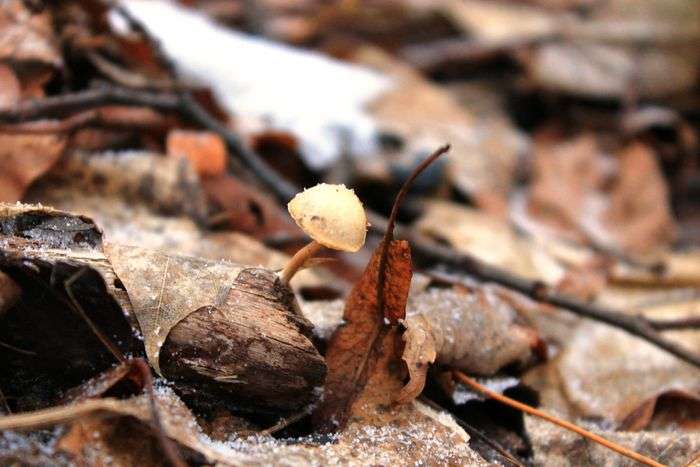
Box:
[280,241,322,284]
[453,371,665,467]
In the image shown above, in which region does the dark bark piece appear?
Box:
[161,268,326,410]
[0,203,325,412]
[0,205,141,411]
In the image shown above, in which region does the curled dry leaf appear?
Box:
[619,389,700,432]
[0,204,143,402]
[202,173,298,239]
[0,64,20,108]
[395,314,436,405]
[0,0,62,66]
[397,287,540,403]
[527,297,700,424]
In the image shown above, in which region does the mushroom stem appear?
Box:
[280,240,323,285]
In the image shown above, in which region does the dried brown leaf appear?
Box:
[312,240,412,431]
[0,64,20,107]
[523,133,676,255]
[619,389,700,432]
[407,287,539,375]
[535,298,700,424]
[0,133,66,202]
[202,174,297,239]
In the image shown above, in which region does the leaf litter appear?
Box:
[2,0,700,465]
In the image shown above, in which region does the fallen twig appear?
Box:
[2,86,700,370]
[453,371,665,467]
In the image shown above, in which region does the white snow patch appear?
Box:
[119,0,391,169]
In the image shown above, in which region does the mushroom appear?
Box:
[280,183,367,284]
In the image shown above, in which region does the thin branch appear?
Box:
[64,268,125,364]
[0,108,170,134]
[453,371,665,467]
[3,86,699,369]
[0,87,179,123]
[373,214,700,369]
[646,316,700,331]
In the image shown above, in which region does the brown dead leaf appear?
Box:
[202,174,297,239]
[395,314,436,405]
[0,0,61,66]
[0,64,20,107]
[602,141,676,254]
[0,133,66,202]
[537,297,700,424]
[166,129,227,177]
[523,133,676,255]
[619,389,700,432]
[407,287,539,375]
[0,204,143,386]
[312,240,412,431]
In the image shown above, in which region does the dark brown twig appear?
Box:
[377,145,450,319]
[3,87,700,369]
[646,316,700,331]
[394,236,700,369]
[0,87,180,123]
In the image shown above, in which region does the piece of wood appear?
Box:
[0,203,325,411]
[161,267,326,410]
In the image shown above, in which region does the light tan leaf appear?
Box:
[532,298,700,424]
[104,244,245,375]
[408,287,538,375]
[395,315,437,404]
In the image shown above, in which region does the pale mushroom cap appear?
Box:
[288,183,367,252]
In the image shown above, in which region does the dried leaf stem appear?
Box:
[453,371,665,467]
